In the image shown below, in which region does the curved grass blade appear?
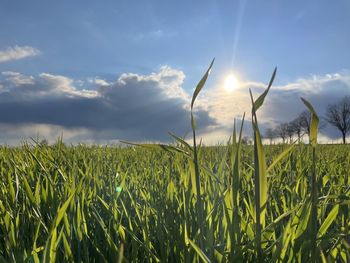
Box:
[188,239,212,263]
[253,67,277,112]
[49,190,76,234]
[318,204,339,238]
[191,58,215,110]
[301,97,319,262]
[248,67,276,260]
[168,132,193,152]
[266,140,296,173]
[23,175,36,205]
[301,97,319,147]
[189,59,214,249]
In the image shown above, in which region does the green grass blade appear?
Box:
[50,190,76,234]
[301,97,320,262]
[7,173,15,204]
[318,204,339,238]
[266,142,296,173]
[168,132,193,152]
[253,125,268,227]
[301,97,319,147]
[248,68,276,260]
[253,67,277,112]
[191,58,215,110]
[23,176,36,205]
[188,239,212,263]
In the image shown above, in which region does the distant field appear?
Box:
[0,142,349,262]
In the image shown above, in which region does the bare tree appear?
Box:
[286,122,296,143]
[298,110,312,137]
[276,123,288,143]
[290,117,303,142]
[325,96,350,144]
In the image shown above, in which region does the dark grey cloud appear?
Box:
[0,67,216,143]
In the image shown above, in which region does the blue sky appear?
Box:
[0,0,349,144]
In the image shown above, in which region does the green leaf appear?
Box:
[7,173,15,204]
[97,195,110,210]
[168,132,193,152]
[318,204,339,238]
[250,88,268,227]
[254,126,268,227]
[191,58,215,110]
[301,97,319,147]
[267,142,296,173]
[294,201,311,239]
[10,221,16,245]
[248,69,276,260]
[32,222,41,252]
[191,111,196,131]
[62,232,73,258]
[117,243,124,263]
[188,239,212,263]
[23,176,36,205]
[253,67,277,112]
[50,191,75,234]
[118,224,126,242]
[43,228,57,263]
[280,220,292,260]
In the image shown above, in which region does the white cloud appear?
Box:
[201,70,350,143]
[0,66,215,144]
[94,78,110,86]
[0,46,40,63]
[2,71,35,85]
[88,77,110,86]
[0,71,99,99]
[39,73,99,98]
[0,67,349,145]
[115,66,187,100]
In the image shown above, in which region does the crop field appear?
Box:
[0,140,349,262]
[0,65,350,263]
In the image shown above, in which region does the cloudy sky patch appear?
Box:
[0,46,40,63]
[0,66,349,144]
[0,1,349,144]
[0,67,217,144]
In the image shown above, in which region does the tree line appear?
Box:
[265,96,350,144]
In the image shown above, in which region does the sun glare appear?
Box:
[224,74,239,92]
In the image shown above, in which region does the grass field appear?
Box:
[1,64,349,262]
[0,142,349,262]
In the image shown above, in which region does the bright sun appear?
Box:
[224,74,239,92]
